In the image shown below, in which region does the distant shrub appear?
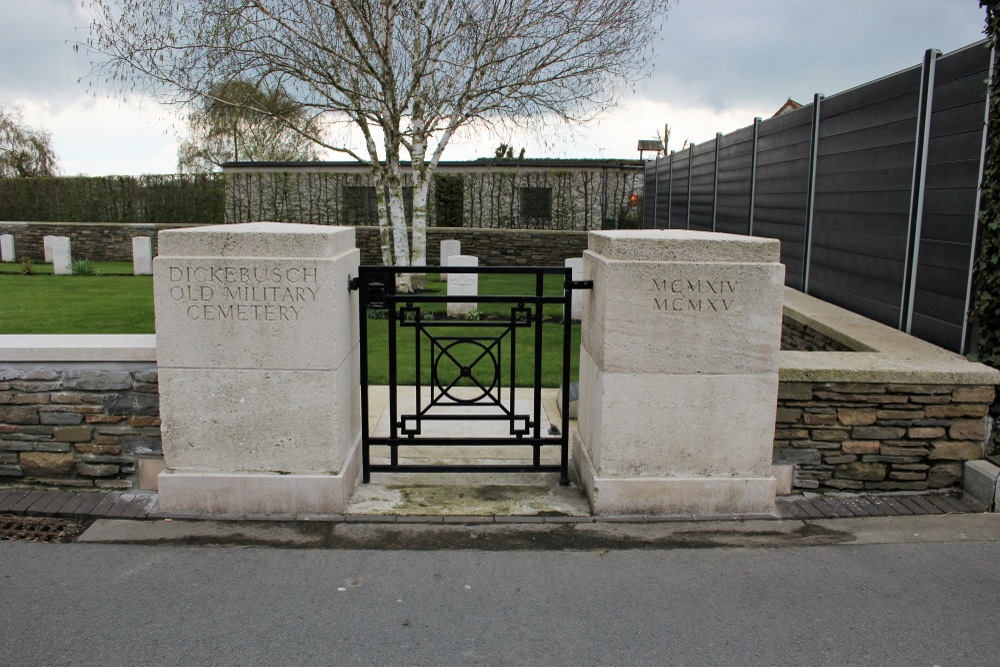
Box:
[72,259,95,276]
[19,259,35,275]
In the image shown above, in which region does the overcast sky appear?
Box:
[0,0,989,175]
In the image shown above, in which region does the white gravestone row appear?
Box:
[132,237,153,275]
[0,234,14,262]
[51,237,72,275]
[439,239,460,281]
[565,257,583,321]
[446,254,478,317]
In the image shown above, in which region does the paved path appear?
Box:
[0,486,985,525]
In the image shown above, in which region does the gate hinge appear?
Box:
[567,280,594,290]
[348,276,360,291]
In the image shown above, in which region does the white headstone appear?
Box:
[565,257,584,321]
[573,230,785,517]
[153,222,362,515]
[132,237,153,275]
[43,235,55,263]
[0,234,14,262]
[439,239,461,281]
[447,254,478,317]
[51,237,72,275]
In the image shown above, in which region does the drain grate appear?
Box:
[0,514,88,543]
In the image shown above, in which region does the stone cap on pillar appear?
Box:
[588,230,779,264]
[159,222,355,258]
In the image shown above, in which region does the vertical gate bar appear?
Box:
[388,269,399,469]
[533,271,544,467]
[358,269,371,483]
[509,302,517,437]
[802,92,824,293]
[902,48,940,333]
[712,132,721,232]
[560,267,572,485]
[961,44,995,354]
[749,117,760,237]
[414,303,422,436]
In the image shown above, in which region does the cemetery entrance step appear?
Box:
[346,472,592,517]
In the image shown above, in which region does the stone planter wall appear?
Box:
[0,364,160,489]
[775,383,995,492]
[781,319,852,352]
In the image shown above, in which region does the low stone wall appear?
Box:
[0,222,588,267]
[776,382,993,491]
[779,288,999,493]
[355,227,589,266]
[0,222,197,263]
[781,318,852,352]
[1,289,997,496]
[0,337,159,490]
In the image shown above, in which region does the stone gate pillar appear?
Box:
[573,230,785,516]
[154,222,361,515]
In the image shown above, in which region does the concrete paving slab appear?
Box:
[78,519,327,547]
[347,472,591,516]
[809,513,1000,545]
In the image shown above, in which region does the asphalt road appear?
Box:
[2,533,999,666]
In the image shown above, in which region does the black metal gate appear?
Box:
[353,265,586,485]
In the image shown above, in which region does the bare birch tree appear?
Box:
[84,0,671,289]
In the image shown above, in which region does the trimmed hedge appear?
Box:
[0,174,225,224]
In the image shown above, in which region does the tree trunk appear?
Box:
[410,171,430,290]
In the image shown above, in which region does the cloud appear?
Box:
[15,96,183,176]
[641,0,986,112]
[0,0,92,103]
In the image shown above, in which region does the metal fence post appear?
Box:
[901,49,940,333]
[686,143,694,229]
[667,151,674,228]
[749,117,760,237]
[712,132,721,232]
[802,93,824,293]
[961,45,995,354]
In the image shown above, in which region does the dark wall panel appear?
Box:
[753,106,813,288]
[910,41,990,352]
[668,151,691,229]
[643,161,657,227]
[688,140,717,231]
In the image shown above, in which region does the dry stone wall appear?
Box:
[0,365,160,489]
[775,382,995,492]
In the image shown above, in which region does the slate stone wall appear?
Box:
[0,222,193,263]
[338,227,590,267]
[781,319,853,352]
[774,383,995,492]
[0,223,589,267]
[0,365,160,489]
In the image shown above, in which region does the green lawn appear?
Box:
[0,265,579,386]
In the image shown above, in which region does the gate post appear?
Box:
[153,222,361,515]
[573,230,784,516]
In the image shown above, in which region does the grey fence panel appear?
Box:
[752,105,814,289]
[910,41,991,352]
[688,140,717,231]
[669,150,691,228]
[715,125,755,235]
[807,67,921,327]
[639,39,989,353]
[643,162,657,226]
